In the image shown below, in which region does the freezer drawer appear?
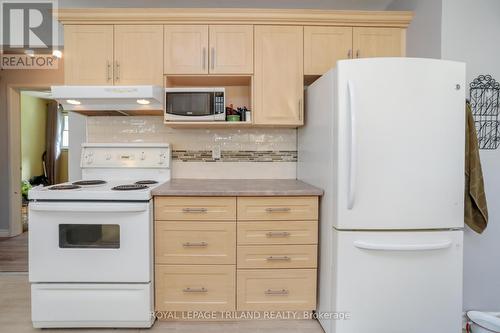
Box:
[326,229,463,333]
[31,283,153,328]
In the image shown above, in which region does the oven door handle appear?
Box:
[29,203,149,213]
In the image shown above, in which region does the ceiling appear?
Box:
[58,0,395,10]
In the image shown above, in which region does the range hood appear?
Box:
[51,85,164,116]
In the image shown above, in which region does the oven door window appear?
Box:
[166,92,212,116]
[59,224,120,249]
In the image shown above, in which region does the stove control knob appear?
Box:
[141,152,146,160]
[105,153,112,160]
[85,153,94,164]
[159,152,166,164]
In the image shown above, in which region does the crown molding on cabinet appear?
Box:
[55,8,413,28]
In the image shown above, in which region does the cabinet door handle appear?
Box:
[182,241,208,247]
[347,49,352,59]
[211,47,215,70]
[115,61,120,81]
[299,98,303,121]
[266,231,290,238]
[183,287,208,293]
[265,207,291,213]
[182,208,208,213]
[356,50,360,58]
[265,289,289,296]
[202,47,206,70]
[106,61,112,82]
[266,256,291,261]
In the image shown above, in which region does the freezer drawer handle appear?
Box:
[265,207,291,213]
[182,208,208,213]
[353,240,452,251]
[266,231,290,238]
[266,256,291,261]
[265,289,289,296]
[183,287,208,293]
[182,241,208,247]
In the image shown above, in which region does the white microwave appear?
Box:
[164,87,225,121]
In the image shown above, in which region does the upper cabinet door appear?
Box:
[304,26,353,75]
[64,25,114,85]
[114,25,164,86]
[353,27,405,58]
[254,26,304,126]
[164,25,208,74]
[209,25,253,74]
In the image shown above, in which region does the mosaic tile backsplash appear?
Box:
[86,116,298,179]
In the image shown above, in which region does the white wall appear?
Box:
[386,0,442,58]
[440,0,500,311]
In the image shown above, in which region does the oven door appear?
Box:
[165,91,215,120]
[29,201,152,283]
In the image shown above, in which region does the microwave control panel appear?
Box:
[214,91,225,115]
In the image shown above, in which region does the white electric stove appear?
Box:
[28,143,171,328]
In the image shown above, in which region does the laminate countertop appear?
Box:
[152,179,323,196]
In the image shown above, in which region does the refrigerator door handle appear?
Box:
[347,80,357,210]
[353,240,452,251]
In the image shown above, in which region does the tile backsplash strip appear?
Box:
[86,116,297,179]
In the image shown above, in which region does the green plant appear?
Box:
[21,181,32,200]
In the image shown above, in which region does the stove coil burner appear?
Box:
[135,180,159,185]
[73,180,107,186]
[49,184,82,190]
[112,184,149,191]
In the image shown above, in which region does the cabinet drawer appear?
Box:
[237,245,317,269]
[155,221,235,265]
[155,265,235,311]
[238,221,317,245]
[237,197,318,221]
[237,269,316,310]
[155,197,236,221]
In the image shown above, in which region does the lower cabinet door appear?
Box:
[237,269,316,311]
[155,265,235,311]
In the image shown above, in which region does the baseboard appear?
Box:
[0,229,10,237]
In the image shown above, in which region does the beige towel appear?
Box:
[465,101,488,233]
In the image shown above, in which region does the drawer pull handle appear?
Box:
[266,231,290,238]
[182,208,208,213]
[183,287,208,293]
[265,289,289,296]
[265,207,291,213]
[182,241,208,247]
[266,256,291,261]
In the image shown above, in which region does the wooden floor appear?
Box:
[0,232,28,272]
[0,273,325,333]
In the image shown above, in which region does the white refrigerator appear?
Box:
[298,58,465,333]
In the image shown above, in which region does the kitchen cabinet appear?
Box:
[64,25,163,85]
[64,25,114,85]
[304,26,352,75]
[164,25,209,74]
[353,27,405,58]
[114,25,163,85]
[164,25,253,75]
[254,26,304,126]
[209,25,253,74]
[154,195,319,313]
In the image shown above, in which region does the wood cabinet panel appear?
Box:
[304,26,353,75]
[209,25,253,74]
[164,25,209,74]
[156,265,235,311]
[237,269,316,310]
[254,26,304,125]
[237,196,318,221]
[155,197,236,221]
[114,25,163,85]
[237,245,317,269]
[353,27,405,58]
[237,220,318,245]
[64,25,114,85]
[155,221,236,265]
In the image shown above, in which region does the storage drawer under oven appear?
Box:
[28,201,153,283]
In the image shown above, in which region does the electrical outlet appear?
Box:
[212,145,221,160]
